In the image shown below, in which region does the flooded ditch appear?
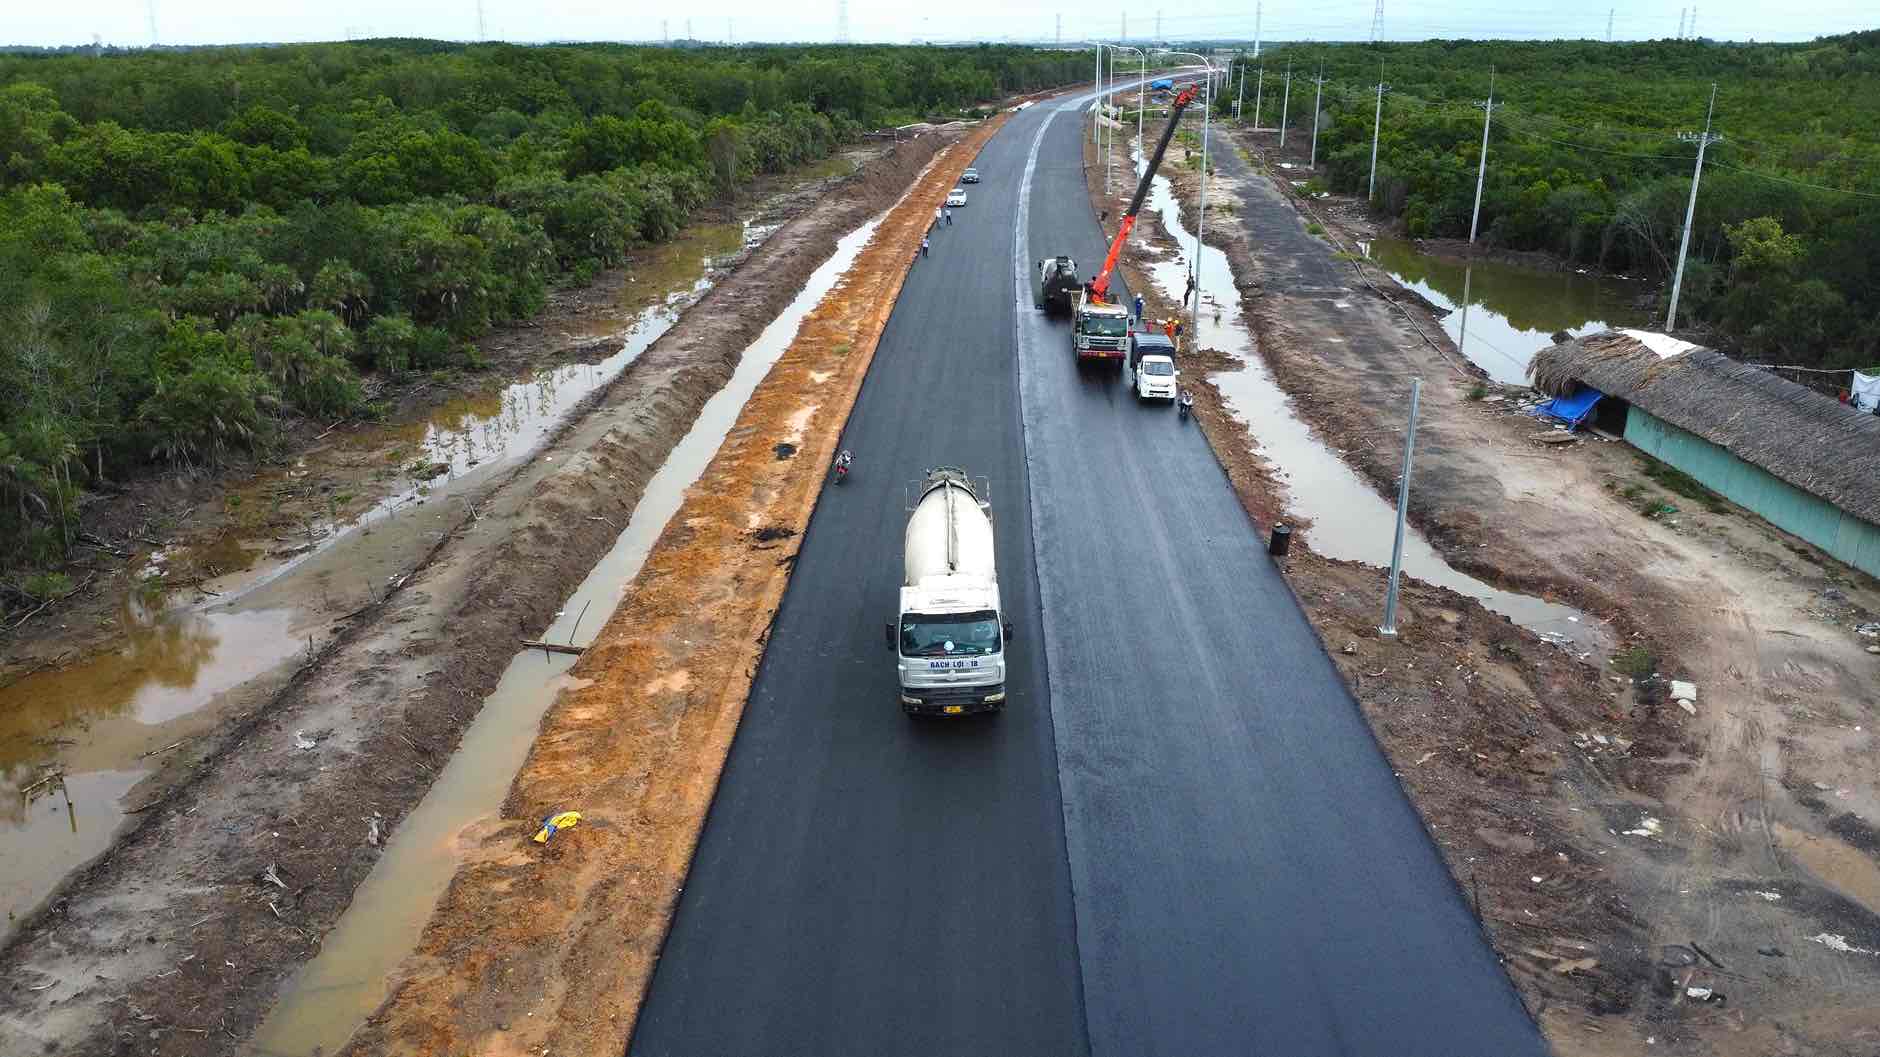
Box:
[250,214,886,1057]
[1143,161,1609,654]
[1359,236,1648,385]
[0,223,757,946]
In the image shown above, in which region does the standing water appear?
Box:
[251,214,886,1057]
[0,225,751,944]
[1144,156,1607,653]
[1361,236,1647,384]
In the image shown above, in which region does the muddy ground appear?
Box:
[1092,119,1880,1054]
[0,135,949,1057]
[342,114,1002,1057]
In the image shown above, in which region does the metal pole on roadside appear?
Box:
[1236,62,1246,120]
[1195,64,1211,343]
[1139,50,1146,172]
[1254,67,1264,129]
[1308,63,1326,169]
[1093,44,1102,144]
[1279,60,1291,146]
[1368,65,1389,202]
[1666,83,1721,333]
[1379,377,1420,638]
[1459,69,1494,358]
[1102,46,1112,196]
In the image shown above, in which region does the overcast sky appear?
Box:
[7,0,1875,48]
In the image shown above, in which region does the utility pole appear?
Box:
[1122,13,1127,42]
[1379,378,1420,638]
[1254,0,1262,58]
[1606,8,1614,41]
[1236,63,1246,120]
[475,0,485,40]
[1254,67,1264,129]
[1368,68,1390,201]
[1457,69,1494,359]
[1278,61,1292,146]
[1666,83,1722,333]
[1093,45,1102,144]
[1194,65,1213,342]
[838,0,849,43]
[1155,9,1162,44]
[1055,14,1061,46]
[146,0,158,45]
[1308,64,1327,168]
[727,18,734,44]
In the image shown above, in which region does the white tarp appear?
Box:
[1851,371,1880,412]
[1619,329,1700,360]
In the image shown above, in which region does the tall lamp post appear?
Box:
[1108,44,1148,179]
[1153,51,1216,347]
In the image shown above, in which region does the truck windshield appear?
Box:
[900,610,1002,657]
[1081,315,1128,337]
[1142,360,1175,376]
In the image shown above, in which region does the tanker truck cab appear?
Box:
[887,468,1013,717]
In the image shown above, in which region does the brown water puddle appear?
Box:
[251,214,888,1057]
[1,599,299,936]
[1,223,753,945]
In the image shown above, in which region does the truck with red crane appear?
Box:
[1067,82,1201,371]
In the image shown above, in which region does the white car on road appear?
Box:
[946,188,968,207]
[1134,354,1179,403]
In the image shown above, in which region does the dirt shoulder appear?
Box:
[1094,117,1880,1055]
[0,134,952,1057]
[342,112,1005,1057]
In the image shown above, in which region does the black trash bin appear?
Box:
[1268,523,1292,557]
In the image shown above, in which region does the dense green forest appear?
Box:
[0,41,1084,578]
[1228,32,1880,371]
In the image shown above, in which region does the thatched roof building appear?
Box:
[1530,330,1880,529]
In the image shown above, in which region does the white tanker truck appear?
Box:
[886,467,1013,716]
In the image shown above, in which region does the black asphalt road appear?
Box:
[630,93,1548,1057]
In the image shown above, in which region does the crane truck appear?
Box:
[1066,82,1202,371]
[887,467,1013,717]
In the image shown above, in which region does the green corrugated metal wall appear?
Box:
[1624,408,1880,578]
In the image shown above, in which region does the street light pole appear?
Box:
[1367,67,1390,202]
[1380,377,1421,638]
[1157,52,1217,344]
[1458,69,1494,359]
[1666,83,1721,333]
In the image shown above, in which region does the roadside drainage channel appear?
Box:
[1142,159,1608,655]
[0,231,745,947]
[250,214,886,1057]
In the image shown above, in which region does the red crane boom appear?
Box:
[1089,83,1201,303]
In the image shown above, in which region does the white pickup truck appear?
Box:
[887,467,1013,716]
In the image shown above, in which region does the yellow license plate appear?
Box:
[942,705,965,715]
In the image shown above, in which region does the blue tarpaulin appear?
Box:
[1535,386,1603,428]
[1150,78,1175,90]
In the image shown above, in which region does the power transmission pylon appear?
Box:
[147,0,158,45]
[1370,0,1384,43]
[1666,84,1722,332]
[838,0,850,43]
[1055,13,1061,46]
[475,0,485,41]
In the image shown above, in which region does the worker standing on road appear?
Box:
[921,235,930,257]
[944,207,953,226]
[1133,293,1144,323]
[935,206,943,226]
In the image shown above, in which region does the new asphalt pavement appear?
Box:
[628,90,1550,1057]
